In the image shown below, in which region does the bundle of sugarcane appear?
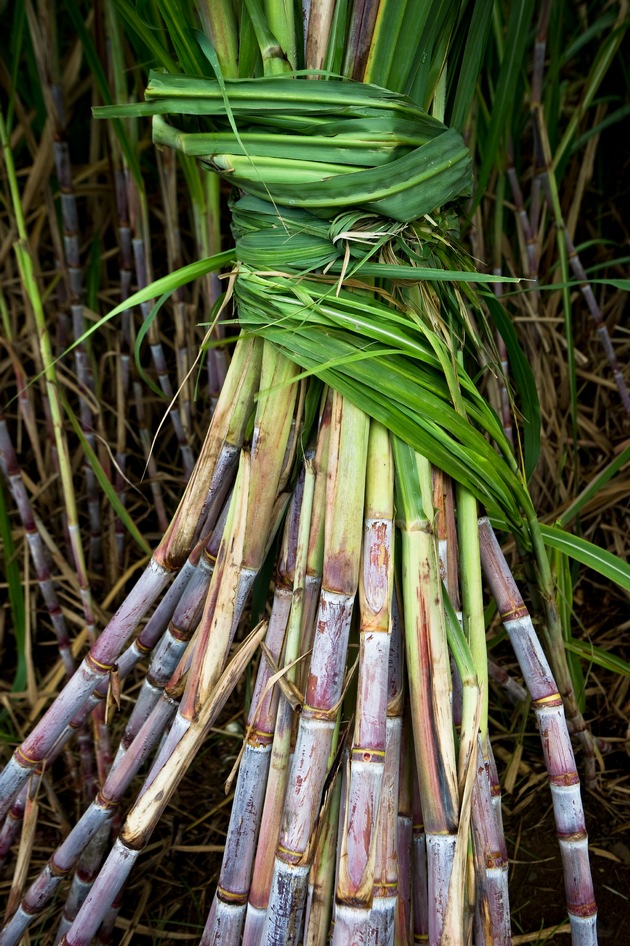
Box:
[0,1,614,944]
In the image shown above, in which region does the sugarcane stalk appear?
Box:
[0,417,75,680]
[0,787,28,872]
[469,736,511,946]
[169,343,298,741]
[303,763,343,946]
[478,518,597,946]
[296,390,331,691]
[0,689,177,945]
[367,594,404,946]
[201,462,314,944]
[458,490,510,941]
[411,769,428,945]
[305,0,336,72]
[488,659,527,706]
[126,171,195,478]
[262,390,369,945]
[18,530,217,803]
[116,502,229,762]
[243,401,330,944]
[55,620,268,946]
[394,438,460,946]
[26,0,105,578]
[304,708,347,946]
[396,711,413,946]
[343,0,381,80]
[0,335,260,816]
[55,345,296,938]
[50,515,228,938]
[0,553,172,819]
[130,458,250,804]
[264,0,297,69]
[54,822,112,944]
[437,472,508,944]
[332,420,394,945]
[433,469,460,607]
[197,0,240,79]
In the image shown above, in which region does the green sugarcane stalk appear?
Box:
[198,0,240,78]
[456,487,511,944]
[303,767,343,946]
[394,437,461,946]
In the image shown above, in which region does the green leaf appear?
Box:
[483,291,540,480]
[564,638,630,679]
[474,0,536,203]
[559,442,630,528]
[112,0,180,74]
[553,547,585,712]
[604,279,630,292]
[449,0,494,132]
[154,0,211,76]
[134,292,172,398]
[540,524,630,594]
[60,250,235,360]
[66,0,144,186]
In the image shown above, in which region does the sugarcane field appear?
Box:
[1,1,630,944]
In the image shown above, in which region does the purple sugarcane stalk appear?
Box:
[479,518,597,946]
[470,736,511,946]
[54,375,294,941]
[332,421,394,945]
[488,657,527,706]
[127,175,195,479]
[0,691,177,945]
[0,417,75,678]
[396,713,414,946]
[116,504,229,763]
[56,620,268,945]
[0,557,173,819]
[243,408,330,944]
[262,393,369,945]
[367,596,404,946]
[0,344,260,818]
[202,468,309,944]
